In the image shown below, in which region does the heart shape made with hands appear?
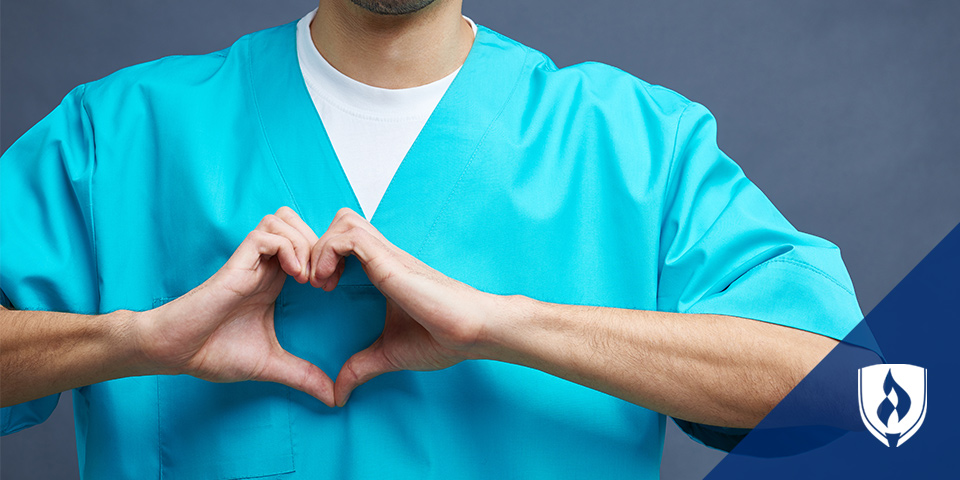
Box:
[148,207,498,409]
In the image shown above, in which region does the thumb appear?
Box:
[334,338,397,407]
[258,350,335,407]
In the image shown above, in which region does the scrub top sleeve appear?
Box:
[1,85,100,434]
[656,102,863,340]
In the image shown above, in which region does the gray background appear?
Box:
[1,0,958,478]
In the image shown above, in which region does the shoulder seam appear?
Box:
[658,101,697,235]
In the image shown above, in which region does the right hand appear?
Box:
[135,207,334,406]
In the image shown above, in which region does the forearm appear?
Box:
[0,306,152,407]
[477,297,837,428]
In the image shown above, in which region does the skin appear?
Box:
[350,0,439,16]
[312,0,473,88]
[0,0,839,428]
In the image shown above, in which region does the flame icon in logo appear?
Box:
[876,370,911,445]
[859,364,927,447]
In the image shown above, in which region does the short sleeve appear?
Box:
[1,86,100,434]
[656,103,863,450]
[657,103,863,338]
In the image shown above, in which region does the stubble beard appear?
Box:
[349,0,440,15]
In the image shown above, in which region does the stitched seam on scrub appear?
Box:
[415,47,531,258]
[678,257,856,317]
[760,257,856,297]
[247,37,304,218]
[656,102,696,284]
[78,84,103,314]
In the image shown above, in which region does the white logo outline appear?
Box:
[858,364,927,447]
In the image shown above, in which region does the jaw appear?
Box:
[347,0,441,16]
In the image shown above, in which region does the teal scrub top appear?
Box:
[1,20,863,479]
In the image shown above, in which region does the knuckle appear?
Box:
[257,214,279,230]
[335,208,353,221]
[342,360,361,384]
[325,237,344,254]
[341,209,366,228]
[265,214,283,229]
[275,206,296,219]
[289,233,307,249]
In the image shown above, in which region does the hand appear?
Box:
[310,208,501,407]
[136,207,335,406]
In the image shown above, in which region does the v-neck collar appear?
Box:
[248,21,528,257]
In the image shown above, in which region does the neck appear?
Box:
[311,0,473,89]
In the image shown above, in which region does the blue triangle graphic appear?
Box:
[705,222,958,479]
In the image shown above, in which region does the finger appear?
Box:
[311,228,385,290]
[316,257,344,292]
[324,257,346,291]
[259,350,335,407]
[308,239,327,289]
[328,207,392,244]
[334,340,397,407]
[257,213,311,283]
[230,230,302,279]
[308,210,354,288]
[317,208,383,246]
[274,206,320,250]
[309,227,343,288]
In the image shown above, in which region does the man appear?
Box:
[1,0,863,477]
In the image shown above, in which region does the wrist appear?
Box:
[120,307,170,377]
[471,293,540,362]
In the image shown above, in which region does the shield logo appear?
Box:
[858,364,927,447]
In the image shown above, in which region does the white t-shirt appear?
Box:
[296,10,477,219]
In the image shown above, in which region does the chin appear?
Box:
[349,0,440,16]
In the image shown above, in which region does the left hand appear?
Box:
[310,208,501,407]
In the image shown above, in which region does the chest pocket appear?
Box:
[153,297,294,480]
